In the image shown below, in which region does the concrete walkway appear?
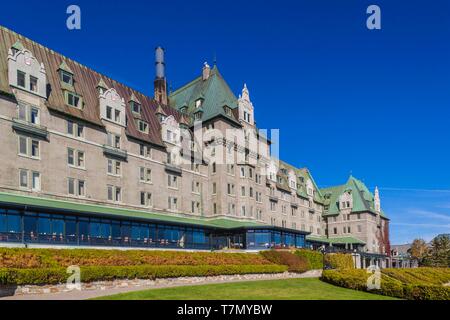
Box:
[0,270,322,300]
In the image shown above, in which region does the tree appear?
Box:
[424,234,450,267]
[408,238,429,265]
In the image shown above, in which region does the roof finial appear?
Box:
[213,51,217,66]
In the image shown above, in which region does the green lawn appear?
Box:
[95,278,398,300]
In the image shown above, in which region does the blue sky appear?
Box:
[1,0,449,244]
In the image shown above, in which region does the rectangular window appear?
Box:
[67,92,81,108]
[106,106,112,120]
[31,171,40,191]
[61,71,73,85]
[107,159,121,176]
[131,101,141,114]
[19,169,28,188]
[212,183,216,194]
[30,107,39,124]
[30,76,38,92]
[107,185,113,201]
[168,174,178,189]
[168,197,178,210]
[115,187,121,202]
[18,103,27,121]
[136,120,149,133]
[115,110,121,123]
[78,180,85,197]
[17,70,26,88]
[68,178,75,195]
[19,136,27,155]
[68,148,75,166]
[77,151,84,168]
[31,140,39,158]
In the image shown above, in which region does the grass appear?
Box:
[94,278,398,300]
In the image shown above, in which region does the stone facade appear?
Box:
[0,25,389,254]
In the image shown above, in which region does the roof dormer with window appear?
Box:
[99,88,126,127]
[339,190,353,211]
[129,92,141,116]
[8,41,47,98]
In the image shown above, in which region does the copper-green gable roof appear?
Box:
[320,176,387,218]
[169,65,241,126]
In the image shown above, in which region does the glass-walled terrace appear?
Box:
[246,229,306,250]
[0,208,211,249]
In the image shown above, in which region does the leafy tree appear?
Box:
[424,234,450,267]
[408,238,429,265]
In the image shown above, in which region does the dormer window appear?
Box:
[195,99,203,108]
[130,101,141,115]
[194,112,202,121]
[66,91,82,109]
[136,119,149,133]
[224,106,232,116]
[60,70,73,86]
[180,106,187,114]
[17,70,26,88]
[114,109,121,123]
[30,76,38,92]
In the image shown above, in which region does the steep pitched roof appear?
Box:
[320,176,387,218]
[169,65,241,126]
[0,25,183,148]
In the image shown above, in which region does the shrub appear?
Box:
[324,253,354,270]
[0,248,274,268]
[260,250,309,273]
[294,249,323,270]
[321,268,450,300]
[0,264,288,286]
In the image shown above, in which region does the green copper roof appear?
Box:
[0,192,265,229]
[320,176,387,218]
[306,235,365,245]
[11,40,24,51]
[169,65,241,125]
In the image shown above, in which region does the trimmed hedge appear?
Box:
[260,250,309,273]
[0,264,288,286]
[324,253,354,270]
[321,268,450,300]
[294,249,323,269]
[0,248,274,268]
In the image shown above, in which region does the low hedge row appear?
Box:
[324,253,354,270]
[0,248,274,268]
[0,264,288,286]
[260,250,309,273]
[321,268,450,300]
[294,249,323,269]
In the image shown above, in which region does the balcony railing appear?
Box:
[12,118,48,139]
[102,144,128,161]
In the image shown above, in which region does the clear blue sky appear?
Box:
[1,0,449,244]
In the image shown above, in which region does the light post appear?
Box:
[320,245,326,270]
[353,248,357,269]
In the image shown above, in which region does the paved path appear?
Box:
[1,270,322,300]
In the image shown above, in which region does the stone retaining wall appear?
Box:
[1,270,322,298]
